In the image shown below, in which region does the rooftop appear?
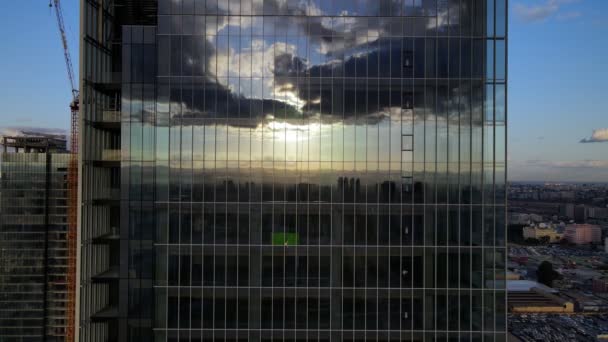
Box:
[506,280,558,293]
[508,291,570,309]
[2,135,67,153]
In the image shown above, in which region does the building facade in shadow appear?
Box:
[79,0,507,340]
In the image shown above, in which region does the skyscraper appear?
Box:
[0,136,70,340]
[79,0,507,340]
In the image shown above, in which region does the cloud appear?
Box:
[514,0,581,23]
[162,0,484,128]
[0,126,67,140]
[580,128,608,143]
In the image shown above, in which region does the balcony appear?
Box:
[92,188,120,206]
[89,110,121,131]
[103,110,120,122]
[92,226,120,245]
[84,73,121,95]
[91,266,120,284]
[90,305,118,323]
[92,149,121,168]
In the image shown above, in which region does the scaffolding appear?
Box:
[49,0,78,340]
[66,100,78,342]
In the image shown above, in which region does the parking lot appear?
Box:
[509,245,606,259]
[509,314,608,341]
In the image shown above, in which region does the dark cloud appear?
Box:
[154,0,480,127]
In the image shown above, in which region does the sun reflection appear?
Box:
[262,120,323,143]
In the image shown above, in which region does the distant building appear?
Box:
[505,271,522,280]
[0,136,70,340]
[592,278,608,293]
[506,280,574,313]
[559,203,575,219]
[563,290,608,312]
[588,207,608,220]
[529,214,543,223]
[559,191,575,201]
[563,224,602,245]
[509,213,529,225]
[509,213,543,225]
[575,204,588,223]
[539,191,575,201]
[523,223,563,243]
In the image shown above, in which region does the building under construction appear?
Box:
[0,135,71,340]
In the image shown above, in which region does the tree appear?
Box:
[525,238,540,245]
[536,261,561,288]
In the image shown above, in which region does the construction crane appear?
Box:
[50,0,78,102]
[48,0,78,341]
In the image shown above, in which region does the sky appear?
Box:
[0,1,78,135]
[0,0,606,182]
[508,0,608,182]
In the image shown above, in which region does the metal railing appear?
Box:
[101,149,121,162]
[101,110,121,123]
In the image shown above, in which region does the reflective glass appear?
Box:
[104,0,507,339]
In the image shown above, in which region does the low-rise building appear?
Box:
[506,271,522,280]
[522,223,563,243]
[507,280,574,313]
[563,290,608,312]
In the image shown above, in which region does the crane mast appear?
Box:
[49,1,78,341]
[52,0,78,101]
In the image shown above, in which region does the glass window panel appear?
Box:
[495,0,506,37]
[159,0,171,14]
[495,83,505,123]
[486,0,495,36]
[158,16,171,34]
[486,39,494,80]
[495,39,506,81]
[485,83,494,122]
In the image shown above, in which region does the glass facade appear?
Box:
[0,151,70,340]
[80,0,507,340]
